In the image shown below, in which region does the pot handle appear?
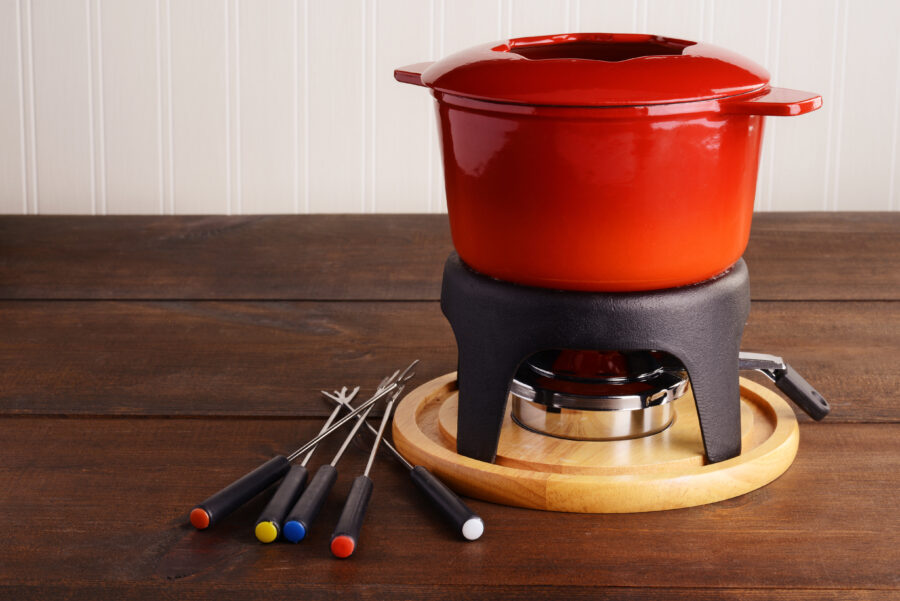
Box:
[394,62,434,87]
[720,87,822,116]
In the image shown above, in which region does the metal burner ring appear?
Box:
[510,368,689,411]
[509,362,689,441]
[511,397,676,441]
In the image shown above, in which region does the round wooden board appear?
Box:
[392,373,799,513]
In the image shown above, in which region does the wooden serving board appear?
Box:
[393,373,800,513]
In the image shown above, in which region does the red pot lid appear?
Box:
[420,33,770,107]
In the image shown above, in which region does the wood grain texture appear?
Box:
[0,299,895,421]
[0,418,896,597]
[0,585,893,601]
[1,213,897,599]
[393,376,800,512]
[0,215,446,300]
[0,213,897,300]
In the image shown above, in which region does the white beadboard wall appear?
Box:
[0,0,898,214]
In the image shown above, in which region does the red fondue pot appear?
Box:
[395,33,821,291]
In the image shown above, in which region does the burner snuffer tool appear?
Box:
[738,352,830,420]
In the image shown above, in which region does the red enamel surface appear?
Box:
[395,33,821,291]
[420,33,770,107]
[435,94,763,291]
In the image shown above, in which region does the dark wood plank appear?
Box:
[0,299,451,417]
[1,213,897,301]
[0,300,896,421]
[0,585,892,601]
[2,213,896,599]
[0,418,896,597]
[743,301,900,422]
[743,212,900,300]
[0,215,448,301]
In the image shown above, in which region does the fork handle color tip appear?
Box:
[283,464,338,542]
[410,465,483,540]
[330,475,374,559]
[462,517,485,541]
[253,465,309,543]
[254,521,279,543]
[189,508,210,529]
[191,455,291,530]
[331,535,356,558]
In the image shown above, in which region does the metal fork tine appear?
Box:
[379,374,394,391]
[321,386,360,407]
[398,359,419,383]
[381,370,400,390]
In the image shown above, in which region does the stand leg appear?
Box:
[682,343,743,463]
[454,343,521,463]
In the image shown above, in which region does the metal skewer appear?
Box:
[283,361,417,542]
[322,366,484,542]
[253,386,360,543]
[284,379,403,462]
[363,396,394,476]
[330,383,404,558]
[302,387,360,465]
[189,376,405,531]
[323,390,413,470]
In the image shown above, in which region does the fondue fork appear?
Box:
[283,362,417,543]
[329,380,404,558]
[253,386,360,543]
[323,378,485,542]
[189,379,401,531]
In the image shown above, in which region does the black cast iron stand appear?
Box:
[440,253,751,464]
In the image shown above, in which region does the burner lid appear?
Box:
[510,350,688,411]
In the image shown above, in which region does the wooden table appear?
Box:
[0,213,897,600]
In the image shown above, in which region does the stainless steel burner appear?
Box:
[510,350,689,441]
